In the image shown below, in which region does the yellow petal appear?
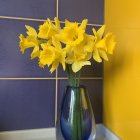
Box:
[38,61,45,68]
[66,57,73,64]
[39,44,55,66]
[65,20,71,27]
[54,17,61,29]
[25,25,37,37]
[31,46,40,59]
[72,61,91,73]
[96,38,106,51]
[58,50,66,69]
[75,53,85,61]
[93,48,102,62]
[99,50,108,61]
[92,27,97,36]
[79,19,88,30]
[27,36,39,46]
[72,61,82,73]
[61,62,66,71]
[66,52,74,64]
[52,37,61,50]
[105,33,116,54]
[64,45,72,53]
[83,35,95,52]
[38,21,50,39]
[85,52,92,60]
[80,61,91,67]
[97,25,106,40]
[50,61,59,73]
[19,34,34,53]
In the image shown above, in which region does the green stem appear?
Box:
[76,88,82,140]
[76,70,81,87]
[72,88,82,140]
[66,66,83,140]
[75,73,77,87]
[66,64,81,87]
[66,64,75,86]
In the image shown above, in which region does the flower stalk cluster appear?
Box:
[19,17,116,86]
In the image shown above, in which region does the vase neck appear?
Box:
[67,85,85,89]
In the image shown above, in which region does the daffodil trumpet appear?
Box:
[19,17,116,87]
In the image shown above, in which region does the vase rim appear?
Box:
[66,85,86,89]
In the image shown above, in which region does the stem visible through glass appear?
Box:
[66,64,82,139]
[66,64,81,87]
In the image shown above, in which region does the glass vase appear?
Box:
[56,85,96,140]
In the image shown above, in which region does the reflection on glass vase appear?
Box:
[56,85,96,140]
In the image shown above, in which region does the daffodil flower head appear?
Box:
[59,19,88,47]
[92,25,116,63]
[104,33,116,54]
[66,51,91,73]
[38,17,60,39]
[92,25,106,42]
[39,38,66,73]
[72,34,95,54]
[19,25,40,59]
[50,37,66,73]
[39,43,55,68]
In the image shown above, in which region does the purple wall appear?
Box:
[0,0,104,131]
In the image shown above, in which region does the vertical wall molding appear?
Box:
[55,0,59,125]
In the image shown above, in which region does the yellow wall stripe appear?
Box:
[104,0,140,139]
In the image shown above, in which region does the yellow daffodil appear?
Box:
[38,17,60,39]
[39,38,66,73]
[93,47,108,62]
[66,52,91,73]
[39,44,55,67]
[71,34,95,54]
[19,25,40,59]
[58,19,88,47]
[92,25,116,62]
[103,33,116,54]
[18,17,116,77]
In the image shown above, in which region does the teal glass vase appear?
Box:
[56,85,96,140]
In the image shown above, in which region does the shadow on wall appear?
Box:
[103,42,135,129]
[104,44,133,83]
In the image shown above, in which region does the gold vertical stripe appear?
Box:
[55,0,59,126]
[55,69,58,126]
[56,0,59,18]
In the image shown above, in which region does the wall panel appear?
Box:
[0,80,55,131]
[59,0,104,24]
[0,0,56,19]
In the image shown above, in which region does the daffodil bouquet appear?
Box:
[19,17,116,87]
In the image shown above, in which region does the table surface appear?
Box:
[0,125,117,140]
[30,137,108,140]
[28,131,108,140]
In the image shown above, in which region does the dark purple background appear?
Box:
[0,0,104,131]
[0,80,55,131]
